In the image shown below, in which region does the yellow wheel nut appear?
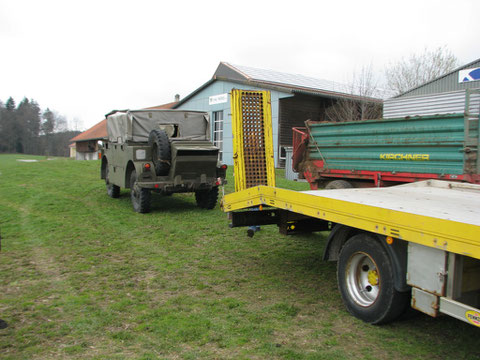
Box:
[368,270,379,286]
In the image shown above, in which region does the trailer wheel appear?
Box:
[105,162,120,198]
[130,170,151,213]
[195,187,219,209]
[325,180,353,189]
[148,129,171,176]
[337,234,409,324]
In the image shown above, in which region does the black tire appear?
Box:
[148,129,171,176]
[105,162,120,198]
[195,187,219,210]
[337,234,410,324]
[325,180,353,189]
[130,170,151,213]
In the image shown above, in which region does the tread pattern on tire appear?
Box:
[325,180,353,189]
[130,170,151,213]
[106,161,120,198]
[148,129,171,176]
[195,187,219,210]
[107,183,120,198]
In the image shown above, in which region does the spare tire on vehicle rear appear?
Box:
[148,129,171,176]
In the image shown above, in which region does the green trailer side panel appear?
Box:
[307,113,479,175]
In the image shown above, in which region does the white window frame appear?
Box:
[213,110,224,161]
[279,145,287,160]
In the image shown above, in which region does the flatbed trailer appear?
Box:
[223,90,480,327]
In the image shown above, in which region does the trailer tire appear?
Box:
[130,170,151,213]
[148,129,171,176]
[337,233,409,324]
[105,161,120,198]
[326,180,353,189]
[195,187,219,209]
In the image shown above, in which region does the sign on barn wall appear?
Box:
[459,67,480,83]
[209,93,228,105]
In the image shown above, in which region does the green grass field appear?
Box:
[0,154,479,359]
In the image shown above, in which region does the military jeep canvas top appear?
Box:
[106,109,211,143]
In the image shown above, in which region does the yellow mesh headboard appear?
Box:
[231,89,275,192]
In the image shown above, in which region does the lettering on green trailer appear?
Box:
[379,153,430,161]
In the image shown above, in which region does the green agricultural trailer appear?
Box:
[293,89,480,189]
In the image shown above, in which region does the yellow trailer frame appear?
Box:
[223,89,480,327]
[223,184,480,261]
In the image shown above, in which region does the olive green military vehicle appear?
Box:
[100,109,227,213]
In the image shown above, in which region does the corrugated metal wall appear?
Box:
[278,95,328,167]
[398,59,480,97]
[279,95,327,147]
[384,90,480,118]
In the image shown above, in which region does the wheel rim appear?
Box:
[345,252,380,307]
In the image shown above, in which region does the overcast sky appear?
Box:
[1,0,478,130]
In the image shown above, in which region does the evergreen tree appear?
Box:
[42,108,55,135]
[0,100,5,152]
[17,98,41,154]
[42,108,55,156]
[5,97,15,111]
[0,97,75,156]
[1,97,17,153]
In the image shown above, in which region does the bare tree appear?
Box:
[385,46,458,95]
[70,117,84,131]
[325,64,383,122]
[54,112,68,132]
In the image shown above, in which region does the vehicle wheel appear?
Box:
[106,163,120,198]
[337,233,409,324]
[325,180,353,189]
[130,170,151,213]
[195,187,219,209]
[148,129,171,176]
